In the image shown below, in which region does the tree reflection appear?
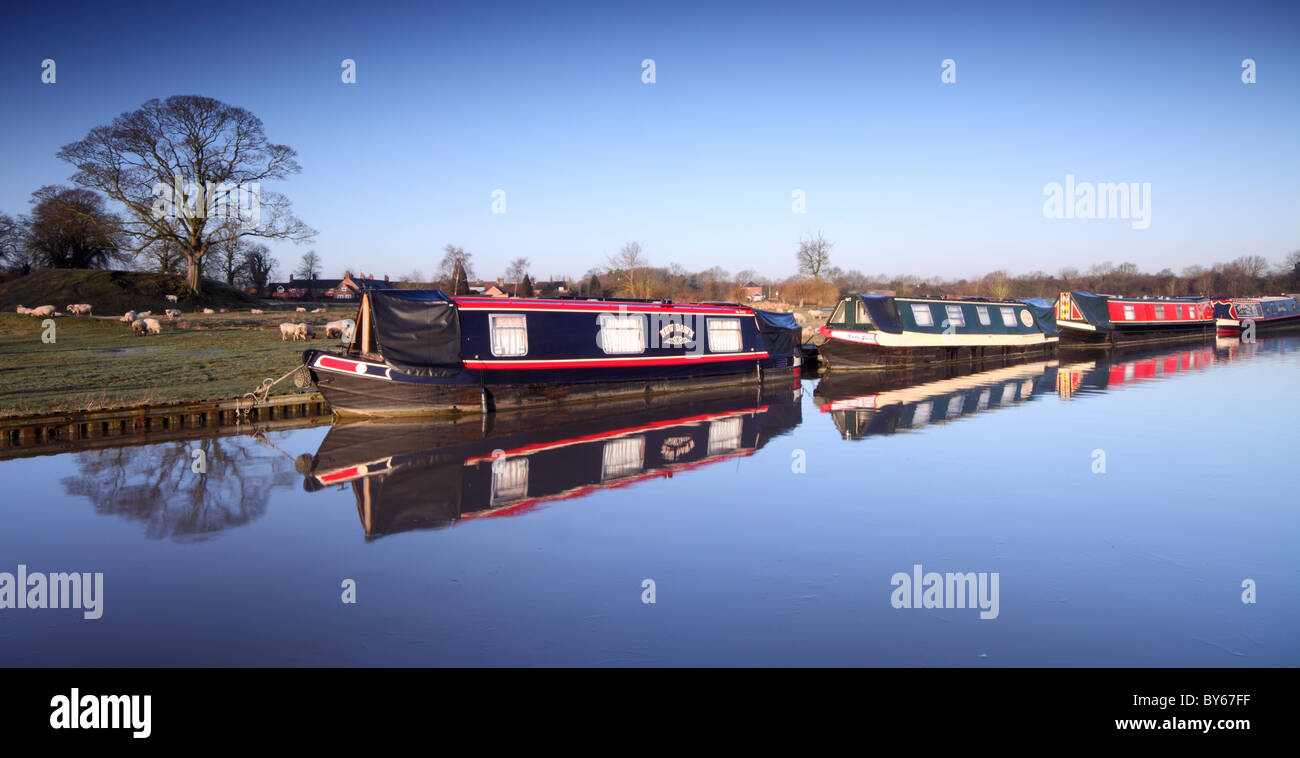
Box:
[61,435,299,541]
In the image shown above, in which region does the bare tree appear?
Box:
[296,249,323,280]
[0,212,33,274]
[438,245,474,294]
[505,257,530,292]
[243,244,277,296]
[57,95,315,293]
[609,241,649,298]
[796,232,833,282]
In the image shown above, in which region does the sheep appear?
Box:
[294,323,314,341]
[218,308,229,313]
[137,310,152,318]
[324,319,355,339]
[28,305,56,317]
[144,318,162,335]
[279,322,298,341]
[250,308,264,315]
[311,307,327,313]
[202,308,215,314]
[165,294,179,303]
[165,308,182,319]
[15,305,32,315]
[295,307,307,313]
[121,310,137,323]
[65,303,93,315]
[131,319,147,335]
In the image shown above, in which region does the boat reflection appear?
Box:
[303,385,803,538]
[814,360,1058,439]
[1055,344,1218,399]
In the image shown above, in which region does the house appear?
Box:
[263,271,395,300]
[741,281,764,301]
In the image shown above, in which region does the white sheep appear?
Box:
[15,305,32,315]
[121,310,137,323]
[202,308,215,314]
[279,322,298,341]
[144,318,162,335]
[311,307,326,313]
[29,305,56,317]
[324,319,355,338]
[137,310,152,317]
[295,307,307,313]
[165,308,182,319]
[250,308,264,314]
[165,294,179,303]
[65,303,93,315]
[131,319,147,335]
[294,323,314,340]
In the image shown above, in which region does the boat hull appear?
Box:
[1215,313,1300,336]
[817,338,1056,370]
[1058,322,1213,349]
[306,349,800,417]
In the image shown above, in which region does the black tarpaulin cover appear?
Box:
[367,290,463,376]
[753,309,801,357]
[858,295,905,333]
[1019,297,1060,336]
[1066,291,1114,331]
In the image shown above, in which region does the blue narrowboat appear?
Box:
[1055,291,1214,348]
[302,290,803,416]
[1210,295,1300,336]
[814,294,1058,370]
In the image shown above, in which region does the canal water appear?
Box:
[1,337,1296,666]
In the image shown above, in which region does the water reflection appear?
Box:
[303,386,803,538]
[60,434,301,541]
[814,360,1058,440]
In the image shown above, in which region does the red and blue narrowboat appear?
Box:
[302,290,803,416]
[1210,295,1300,336]
[302,384,802,536]
[814,294,1058,370]
[1055,291,1213,348]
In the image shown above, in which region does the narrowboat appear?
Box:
[301,290,803,416]
[813,358,1057,439]
[814,294,1058,370]
[1210,295,1300,336]
[301,384,802,537]
[1055,291,1213,348]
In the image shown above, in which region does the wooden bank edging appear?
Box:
[0,391,330,455]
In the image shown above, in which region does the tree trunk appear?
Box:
[186,253,203,293]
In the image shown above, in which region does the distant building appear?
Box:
[263,271,395,300]
[741,281,764,301]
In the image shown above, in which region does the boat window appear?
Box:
[490,314,528,356]
[829,301,847,325]
[708,318,743,352]
[490,458,528,504]
[911,304,934,327]
[597,313,646,354]
[976,306,991,326]
[1122,305,1135,320]
[855,300,872,325]
[1154,306,1165,320]
[999,307,1017,327]
[601,436,645,480]
[944,305,965,328]
[707,417,743,455]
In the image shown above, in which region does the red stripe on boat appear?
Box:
[318,356,364,372]
[463,353,766,369]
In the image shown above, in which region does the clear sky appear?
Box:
[1,0,1297,282]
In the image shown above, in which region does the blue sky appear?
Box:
[1,0,1297,282]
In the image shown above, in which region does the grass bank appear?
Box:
[0,308,356,417]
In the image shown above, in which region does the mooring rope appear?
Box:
[239,365,311,417]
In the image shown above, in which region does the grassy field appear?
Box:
[0,269,258,314]
[0,308,357,417]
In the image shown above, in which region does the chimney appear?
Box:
[289,273,294,281]
[384,274,389,282]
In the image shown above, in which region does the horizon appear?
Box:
[2,0,1297,283]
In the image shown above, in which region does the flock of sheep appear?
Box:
[11,299,354,342]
